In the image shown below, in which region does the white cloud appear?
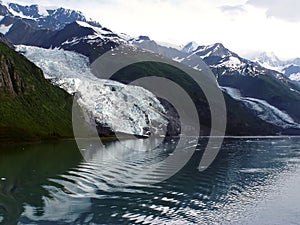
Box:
[247,0,300,22]
[219,5,247,16]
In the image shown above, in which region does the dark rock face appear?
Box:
[0,41,74,142]
[158,98,181,137]
[283,65,300,77]
[0,4,12,17]
[9,4,41,18]
[6,19,52,46]
[0,3,123,62]
[137,36,150,41]
[5,21,122,62]
[0,56,24,95]
[96,122,115,136]
[0,33,14,49]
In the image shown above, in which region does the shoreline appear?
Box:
[1,135,300,147]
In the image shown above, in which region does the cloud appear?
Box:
[219,5,246,16]
[247,0,300,22]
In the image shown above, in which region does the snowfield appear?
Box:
[16,45,168,136]
[289,73,300,82]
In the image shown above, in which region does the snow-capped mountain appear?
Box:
[0,2,100,30]
[252,52,300,83]
[290,58,300,66]
[133,38,284,79]
[12,42,279,136]
[5,18,125,62]
[132,37,300,131]
[16,45,169,137]
[282,65,300,82]
[191,43,285,79]
[0,2,125,62]
[281,58,300,82]
[193,43,235,59]
[1,2,300,135]
[182,41,198,53]
[131,36,213,76]
[252,52,285,70]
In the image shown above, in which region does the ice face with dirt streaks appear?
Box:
[17,45,168,136]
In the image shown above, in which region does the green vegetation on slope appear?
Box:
[0,42,73,143]
[111,61,280,136]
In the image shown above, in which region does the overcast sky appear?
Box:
[13,0,300,59]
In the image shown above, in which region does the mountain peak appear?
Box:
[258,51,280,61]
[0,2,100,30]
[193,42,234,59]
[182,41,198,53]
[213,42,224,48]
[290,58,300,66]
[130,35,151,43]
[138,35,150,41]
[253,51,284,69]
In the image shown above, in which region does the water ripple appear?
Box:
[1,137,300,224]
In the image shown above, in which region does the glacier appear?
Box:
[16,45,168,137]
[222,87,300,129]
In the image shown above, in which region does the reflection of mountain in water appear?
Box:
[0,141,82,224]
[1,138,300,224]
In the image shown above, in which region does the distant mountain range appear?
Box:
[0,2,300,137]
[132,36,300,132]
[252,52,300,83]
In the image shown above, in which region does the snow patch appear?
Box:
[0,24,12,34]
[7,6,35,20]
[289,73,300,82]
[220,56,243,68]
[76,21,110,35]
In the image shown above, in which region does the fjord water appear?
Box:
[1,138,300,224]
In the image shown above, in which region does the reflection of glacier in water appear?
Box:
[1,138,300,224]
[20,138,181,223]
[77,137,186,186]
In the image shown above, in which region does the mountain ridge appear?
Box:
[132,37,300,132]
[1,2,300,136]
[0,1,101,30]
[252,51,300,83]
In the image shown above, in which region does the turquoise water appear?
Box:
[0,137,300,224]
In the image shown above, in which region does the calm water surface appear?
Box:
[0,137,300,224]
